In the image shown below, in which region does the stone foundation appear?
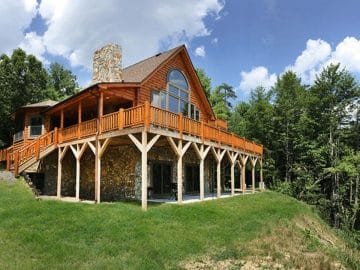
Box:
[39,143,217,202]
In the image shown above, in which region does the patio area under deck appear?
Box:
[148,189,259,204]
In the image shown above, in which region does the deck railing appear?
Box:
[1,102,263,175]
[80,119,97,138]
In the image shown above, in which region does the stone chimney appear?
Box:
[92,43,122,83]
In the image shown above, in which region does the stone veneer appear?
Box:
[40,143,220,201]
[92,43,122,83]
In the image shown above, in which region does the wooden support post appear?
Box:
[228,152,238,196]
[76,155,80,200]
[167,137,191,204]
[57,148,62,198]
[118,108,124,129]
[230,160,235,196]
[240,155,248,193]
[141,132,148,209]
[129,132,161,210]
[215,149,227,198]
[250,157,257,193]
[199,146,205,201]
[216,159,221,197]
[260,159,264,191]
[92,138,110,203]
[177,140,183,203]
[98,91,103,134]
[192,143,211,201]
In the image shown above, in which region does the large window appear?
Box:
[151,69,200,121]
[29,115,43,137]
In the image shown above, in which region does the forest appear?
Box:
[0,48,358,243]
[197,65,360,240]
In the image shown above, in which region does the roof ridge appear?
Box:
[123,45,183,71]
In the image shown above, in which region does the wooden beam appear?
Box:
[99,138,111,158]
[191,143,201,159]
[146,134,161,152]
[78,143,88,159]
[87,141,96,154]
[181,141,192,156]
[128,134,143,152]
[167,137,180,156]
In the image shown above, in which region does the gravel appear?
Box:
[0,170,17,184]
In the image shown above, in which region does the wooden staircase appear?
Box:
[3,129,58,176]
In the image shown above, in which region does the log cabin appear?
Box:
[0,44,263,209]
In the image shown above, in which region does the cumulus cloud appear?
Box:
[37,0,224,68]
[239,66,277,93]
[19,32,48,64]
[239,36,360,93]
[195,46,206,57]
[0,0,37,54]
[330,37,360,73]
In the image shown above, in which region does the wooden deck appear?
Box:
[0,102,263,176]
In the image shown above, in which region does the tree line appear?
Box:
[0,48,79,147]
[197,65,360,235]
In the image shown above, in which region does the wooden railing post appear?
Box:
[54,128,58,146]
[35,139,40,160]
[118,108,124,129]
[179,113,183,138]
[6,152,10,171]
[201,121,204,142]
[14,151,19,177]
[144,101,150,130]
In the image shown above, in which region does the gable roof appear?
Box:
[44,45,215,118]
[21,100,58,108]
[122,46,182,83]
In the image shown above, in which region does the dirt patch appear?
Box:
[181,217,348,270]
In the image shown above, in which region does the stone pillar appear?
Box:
[92,43,123,83]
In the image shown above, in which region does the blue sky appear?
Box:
[1,0,360,102]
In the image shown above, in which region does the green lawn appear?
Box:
[0,179,356,269]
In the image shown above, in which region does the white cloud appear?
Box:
[0,0,37,54]
[195,46,206,57]
[211,37,218,45]
[37,0,224,68]
[239,66,277,93]
[19,32,48,64]
[239,36,360,93]
[330,37,360,73]
[286,39,331,82]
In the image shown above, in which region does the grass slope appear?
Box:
[0,179,358,269]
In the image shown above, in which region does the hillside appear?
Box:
[0,178,358,270]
